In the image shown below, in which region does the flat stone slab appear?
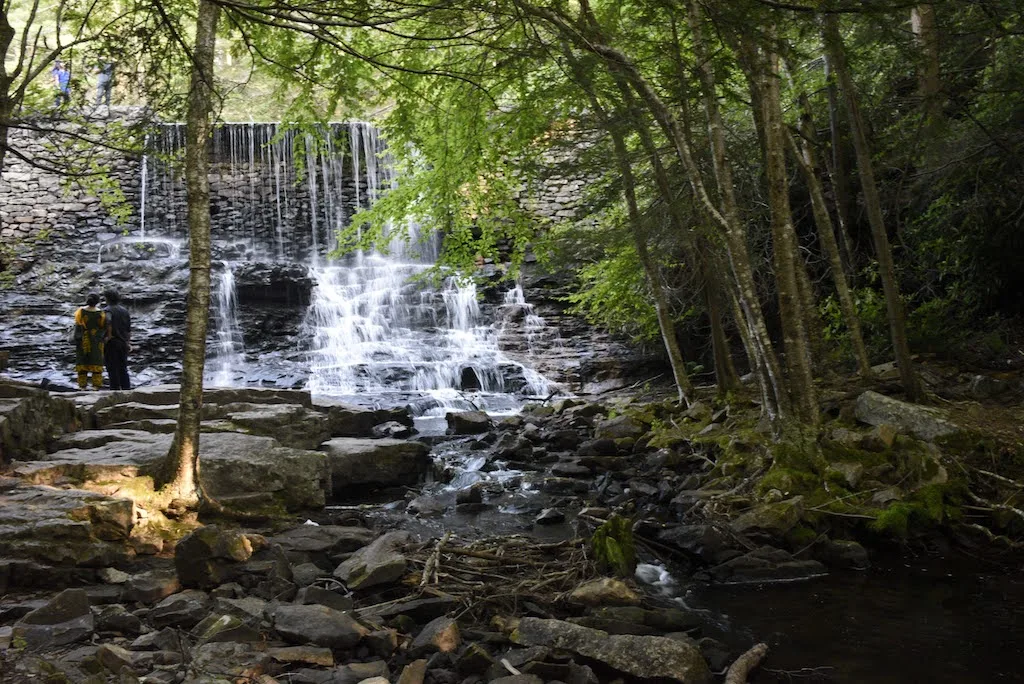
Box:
[0,484,134,567]
[322,438,430,494]
[13,431,328,511]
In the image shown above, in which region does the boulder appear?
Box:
[372,421,415,439]
[535,508,565,525]
[95,643,135,674]
[730,496,805,538]
[322,438,430,494]
[193,433,329,511]
[569,578,641,607]
[445,411,492,435]
[410,616,461,654]
[273,604,369,648]
[149,589,211,628]
[397,659,429,684]
[0,485,135,570]
[512,617,710,683]
[657,525,732,564]
[333,530,412,590]
[123,568,181,604]
[854,391,960,441]
[594,415,646,441]
[175,526,256,589]
[12,588,94,648]
[323,404,414,438]
[271,524,376,565]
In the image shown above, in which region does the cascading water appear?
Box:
[209,262,245,386]
[134,121,554,409]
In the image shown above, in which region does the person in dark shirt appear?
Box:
[103,289,132,390]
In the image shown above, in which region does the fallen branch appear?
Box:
[421,532,450,588]
[725,642,769,684]
[440,544,542,566]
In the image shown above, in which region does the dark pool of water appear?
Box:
[686,554,1024,683]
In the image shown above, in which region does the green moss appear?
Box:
[591,515,637,578]
[756,466,819,498]
[870,483,966,538]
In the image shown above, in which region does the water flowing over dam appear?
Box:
[132,122,552,411]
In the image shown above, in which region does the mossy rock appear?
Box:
[591,515,636,577]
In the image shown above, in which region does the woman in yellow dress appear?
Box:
[74,293,106,389]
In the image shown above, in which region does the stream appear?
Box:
[321,419,1024,683]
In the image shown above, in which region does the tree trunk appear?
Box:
[0,9,16,175]
[161,0,220,503]
[822,14,922,400]
[911,4,942,130]
[823,54,857,273]
[678,0,789,423]
[751,41,818,423]
[786,102,873,376]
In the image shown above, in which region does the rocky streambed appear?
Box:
[1,373,1023,682]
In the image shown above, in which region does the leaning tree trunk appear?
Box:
[0,9,16,176]
[614,76,738,397]
[752,41,819,424]
[786,91,873,377]
[822,14,922,400]
[911,4,942,132]
[681,0,790,422]
[565,48,693,403]
[161,0,220,503]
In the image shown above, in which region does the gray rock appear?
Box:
[490,676,543,684]
[222,403,332,449]
[273,603,369,648]
[372,420,414,439]
[95,643,135,674]
[456,483,484,505]
[322,437,430,494]
[192,613,262,643]
[535,508,565,525]
[93,604,143,635]
[189,642,272,680]
[0,485,135,569]
[174,525,255,589]
[658,524,732,564]
[410,616,461,654]
[730,496,805,538]
[446,410,493,434]
[333,530,412,590]
[709,546,826,583]
[512,617,710,683]
[211,596,269,627]
[814,538,871,569]
[149,589,211,628]
[295,585,354,612]
[854,391,960,441]
[12,588,94,648]
[594,415,646,440]
[969,374,1009,400]
[271,524,376,564]
[329,660,390,684]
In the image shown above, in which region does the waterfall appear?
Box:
[209,262,245,386]
[139,134,148,238]
[135,121,553,403]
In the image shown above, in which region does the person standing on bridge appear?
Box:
[103,289,132,390]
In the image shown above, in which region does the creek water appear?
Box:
[688,555,1024,682]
